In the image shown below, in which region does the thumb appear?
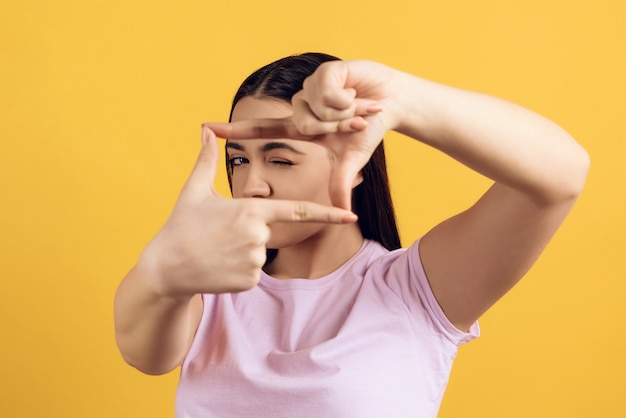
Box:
[182,126,220,198]
[328,158,364,211]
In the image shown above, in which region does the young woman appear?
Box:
[114,53,589,417]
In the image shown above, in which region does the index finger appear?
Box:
[251,199,358,224]
[203,119,312,141]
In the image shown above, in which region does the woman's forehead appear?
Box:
[226,140,304,154]
[231,96,293,121]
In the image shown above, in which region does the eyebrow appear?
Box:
[226,141,305,155]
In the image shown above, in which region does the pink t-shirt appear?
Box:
[175,239,479,417]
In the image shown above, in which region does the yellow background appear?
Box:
[1,0,624,416]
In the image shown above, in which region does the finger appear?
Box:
[203,119,312,141]
[311,99,382,122]
[252,199,358,224]
[249,241,269,269]
[319,87,356,111]
[292,99,366,136]
[340,117,368,132]
[328,158,367,210]
[182,127,220,198]
[294,90,381,127]
[303,62,353,111]
[355,99,383,116]
[297,89,355,122]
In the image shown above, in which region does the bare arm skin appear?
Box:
[114,267,203,375]
[208,60,590,332]
[114,128,358,374]
[394,74,589,331]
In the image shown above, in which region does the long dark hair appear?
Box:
[226,52,401,254]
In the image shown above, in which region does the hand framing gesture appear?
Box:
[140,126,357,296]
[207,60,401,210]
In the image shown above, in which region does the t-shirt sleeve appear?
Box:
[380,239,479,346]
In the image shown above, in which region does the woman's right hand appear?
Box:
[139,127,357,297]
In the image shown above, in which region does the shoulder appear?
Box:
[364,239,480,345]
[362,239,412,273]
[339,239,408,279]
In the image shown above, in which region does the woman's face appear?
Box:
[228,96,335,248]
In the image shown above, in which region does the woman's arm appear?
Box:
[114,264,203,375]
[207,60,589,332]
[315,62,590,331]
[114,128,358,374]
[392,73,589,331]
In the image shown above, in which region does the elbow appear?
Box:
[531,143,590,206]
[132,362,179,377]
[118,347,180,376]
[561,145,590,201]
[543,140,590,204]
[115,332,181,376]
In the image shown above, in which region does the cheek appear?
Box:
[229,171,247,198]
[283,182,331,204]
[286,167,332,200]
[271,172,329,198]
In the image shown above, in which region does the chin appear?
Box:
[266,224,325,249]
[265,238,299,250]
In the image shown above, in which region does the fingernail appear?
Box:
[343,213,358,223]
[349,117,368,131]
[201,126,207,146]
[366,103,383,113]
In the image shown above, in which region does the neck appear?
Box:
[264,223,364,280]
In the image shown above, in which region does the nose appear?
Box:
[240,166,271,198]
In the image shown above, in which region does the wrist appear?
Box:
[137,237,192,300]
[388,71,433,138]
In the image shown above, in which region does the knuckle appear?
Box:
[232,272,261,292]
[320,106,335,121]
[236,200,262,221]
[301,77,312,91]
[252,125,265,138]
[231,244,266,292]
[249,245,267,268]
[252,224,271,246]
[320,91,336,108]
[318,61,333,75]
[242,222,271,247]
[292,202,309,222]
[299,119,317,136]
[337,119,353,132]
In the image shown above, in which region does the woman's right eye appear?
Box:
[228,157,248,167]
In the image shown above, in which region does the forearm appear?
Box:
[114,256,201,375]
[391,72,590,203]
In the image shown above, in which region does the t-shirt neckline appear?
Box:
[259,239,374,290]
